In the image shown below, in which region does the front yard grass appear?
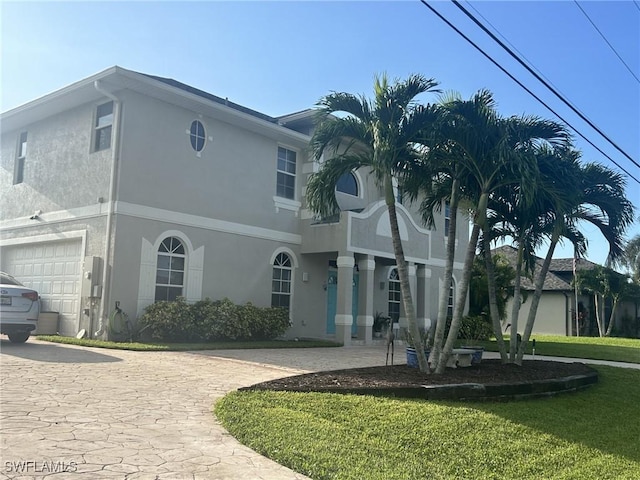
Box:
[475,335,640,364]
[35,335,341,351]
[215,365,640,480]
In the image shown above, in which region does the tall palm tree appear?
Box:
[422,91,569,373]
[516,158,634,363]
[306,74,440,372]
[489,145,582,361]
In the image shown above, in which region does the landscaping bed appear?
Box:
[242,359,598,400]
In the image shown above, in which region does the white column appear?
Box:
[417,266,432,331]
[335,254,355,346]
[356,255,375,344]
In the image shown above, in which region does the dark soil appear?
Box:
[245,359,596,392]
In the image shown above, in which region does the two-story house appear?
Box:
[0,66,469,345]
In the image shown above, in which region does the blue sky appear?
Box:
[1,1,639,266]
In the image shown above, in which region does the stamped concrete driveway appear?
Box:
[0,339,389,480]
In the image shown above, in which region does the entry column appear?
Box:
[356,255,375,344]
[417,266,432,332]
[335,254,355,346]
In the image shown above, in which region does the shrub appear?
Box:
[139,297,197,342]
[458,315,494,342]
[253,306,290,339]
[210,298,250,340]
[139,297,290,342]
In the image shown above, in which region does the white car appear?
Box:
[0,272,40,343]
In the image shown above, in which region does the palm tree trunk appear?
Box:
[430,179,459,371]
[509,243,525,362]
[605,298,619,336]
[482,234,508,362]
[436,192,488,373]
[516,235,558,365]
[384,176,428,372]
[436,221,481,373]
[594,294,603,337]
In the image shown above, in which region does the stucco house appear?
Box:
[494,245,639,337]
[0,66,469,345]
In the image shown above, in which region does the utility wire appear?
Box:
[449,0,640,173]
[634,1,640,12]
[465,2,600,135]
[574,1,640,84]
[418,0,640,184]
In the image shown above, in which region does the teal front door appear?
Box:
[326,270,359,335]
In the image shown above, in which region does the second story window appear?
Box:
[336,172,358,196]
[189,120,206,153]
[94,101,114,152]
[276,146,296,200]
[14,131,27,184]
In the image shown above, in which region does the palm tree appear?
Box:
[623,232,640,282]
[516,158,635,362]
[420,91,569,373]
[489,145,583,361]
[306,74,440,372]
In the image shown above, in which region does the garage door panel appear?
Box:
[1,240,82,336]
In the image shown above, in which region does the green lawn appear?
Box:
[474,335,640,364]
[35,335,341,351]
[216,365,640,480]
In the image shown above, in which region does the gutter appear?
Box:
[93,80,122,338]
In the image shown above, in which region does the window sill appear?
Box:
[273,196,301,215]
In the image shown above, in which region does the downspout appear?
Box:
[93,80,122,338]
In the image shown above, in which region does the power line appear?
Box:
[450,0,640,174]
[634,1,640,12]
[464,2,600,143]
[418,0,640,185]
[574,1,640,84]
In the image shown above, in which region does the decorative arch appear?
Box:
[270,247,299,268]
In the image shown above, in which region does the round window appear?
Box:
[189,120,206,152]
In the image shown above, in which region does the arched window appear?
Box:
[272,253,292,310]
[388,268,401,322]
[336,172,358,196]
[155,237,185,302]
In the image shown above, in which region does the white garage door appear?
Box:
[1,240,82,335]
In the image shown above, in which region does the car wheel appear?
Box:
[8,332,30,343]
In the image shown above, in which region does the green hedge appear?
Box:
[139,297,290,342]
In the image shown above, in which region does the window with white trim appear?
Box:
[276,146,296,199]
[155,237,185,302]
[94,101,114,152]
[388,268,401,322]
[271,253,292,309]
[14,131,27,184]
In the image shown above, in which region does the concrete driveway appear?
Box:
[0,339,390,480]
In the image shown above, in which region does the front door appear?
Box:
[326,270,358,335]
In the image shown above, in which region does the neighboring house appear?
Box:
[0,66,469,345]
[494,245,639,337]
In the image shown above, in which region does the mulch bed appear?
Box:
[244,359,596,392]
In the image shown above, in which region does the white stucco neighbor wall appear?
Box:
[506,291,569,336]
